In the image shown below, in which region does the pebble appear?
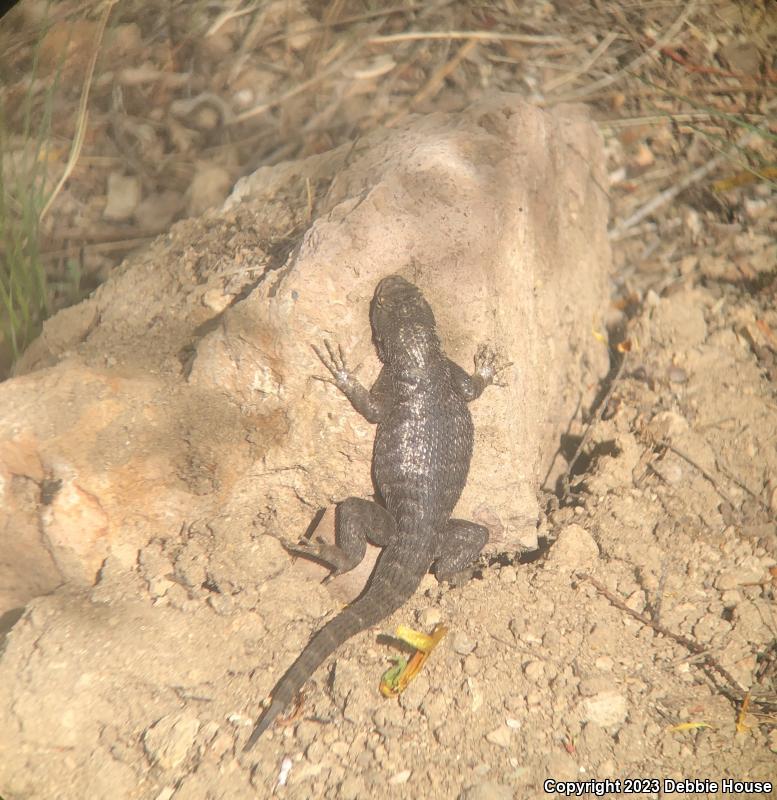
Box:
[499,566,517,584]
[523,660,544,681]
[715,567,764,591]
[526,690,543,707]
[720,589,741,608]
[594,656,614,672]
[580,691,628,727]
[463,654,481,676]
[485,725,512,749]
[389,770,411,785]
[451,631,477,655]
[143,712,200,769]
[660,461,683,485]
[545,523,599,570]
[418,607,442,627]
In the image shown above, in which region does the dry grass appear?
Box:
[0,0,775,372]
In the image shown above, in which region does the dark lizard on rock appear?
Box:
[244,274,503,751]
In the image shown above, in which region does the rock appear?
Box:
[499,566,517,584]
[143,712,200,769]
[715,567,764,591]
[463,654,481,676]
[523,660,544,681]
[485,725,512,748]
[1,96,611,621]
[418,607,442,627]
[103,172,141,221]
[546,523,599,571]
[580,691,628,728]
[451,631,477,656]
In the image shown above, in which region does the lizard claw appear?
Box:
[474,344,512,387]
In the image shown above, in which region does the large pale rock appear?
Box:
[1,94,610,615]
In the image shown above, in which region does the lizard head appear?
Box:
[370,275,440,367]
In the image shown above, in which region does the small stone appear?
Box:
[526,690,542,707]
[648,411,689,439]
[485,725,512,749]
[418,607,442,627]
[143,712,200,769]
[523,661,544,681]
[720,590,740,608]
[594,656,614,672]
[660,461,683,485]
[715,568,764,591]
[580,691,628,728]
[331,741,349,758]
[578,675,613,697]
[546,523,599,571]
[389,769,411,785]
[499,566,517,584]
[463,654,481,676]
[451,631,476,655]
[202,288,232,313]
[207,593,233,615]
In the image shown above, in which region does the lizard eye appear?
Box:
[376,296,385,307]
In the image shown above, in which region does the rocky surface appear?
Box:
[1,96,775,799]
[0,95,610,614]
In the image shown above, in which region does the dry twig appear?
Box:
[578,573,746,703]
[40,0,116,221]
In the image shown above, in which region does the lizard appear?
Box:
[243,274,503,751]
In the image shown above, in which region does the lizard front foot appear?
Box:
[311,340,353,389]
[474,344,512,388]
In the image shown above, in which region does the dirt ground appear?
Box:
[1,1,775,799]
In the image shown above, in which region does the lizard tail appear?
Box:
[243,547,427,751]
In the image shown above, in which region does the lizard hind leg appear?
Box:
[433,519,488,585]
[289,497,397,576]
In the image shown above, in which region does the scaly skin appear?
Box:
[244,275,502,751]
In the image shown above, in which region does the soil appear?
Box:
[0,1,775,799]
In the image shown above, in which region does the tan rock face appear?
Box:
[0,95,611,615]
